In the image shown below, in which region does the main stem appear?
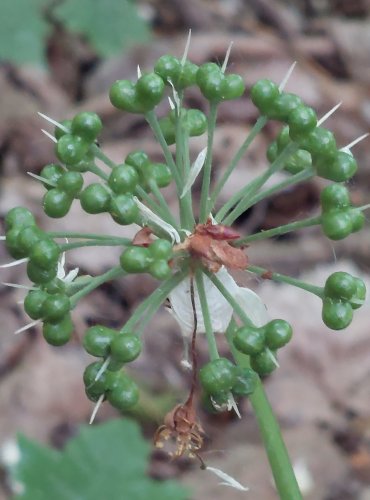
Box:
[199,104,218,222]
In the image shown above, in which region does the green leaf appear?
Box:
[11,419,188,500]
[55,0,150,57]
[0,0,50,65]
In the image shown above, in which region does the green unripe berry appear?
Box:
[176,61,198,89]
[154,55,181,83]
[199,358,236,395]
[349,209,365,233]
[108,164,139,194]
[299,127,337,161]
[320,184,350,212]
[43,314,73,346]
[120,246,152,273]
[321,211,353,240]
[265,319,293,349]
[27,261,57,284]
[149,260,172,280]
[288,105,317,140]
[267,92,303,122]
[222,74,245,100]
[317,151,357,182]
[57,171,84,197]
[41,293,71,323]
[324,272,357,301]
[5,227,26,259]
[40,164,65,189]
[232,367,258,397]
[106,377,139,411]
[125,150,149,170]
[5,207,35,231]
[83,361,108,397]
[109,194,139,225]
[149,239,173,260]
[43,189,73,218]
[30,239,60,270]
[350,277,367,310]
[110,333,142,363]
[136,72,165,110]
[250,79,280,114]
[322,298,353,330]
[250,349,278,376]
[83,325,116,357]
[151,163,172,188]
[234,326,265,355]
[80,184,111,214]
[24,290,48,319]
[186,109,207,136]
[42,278,66,295]
[109,80,144,113]
[71,112,102,142]
[56,134,89,166]
[17,226,45,255]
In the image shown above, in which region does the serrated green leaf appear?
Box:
[12,419,188,500]
[55,0,150,57]
[0,0,50,65]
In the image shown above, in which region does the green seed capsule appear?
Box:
[120,247,152,273]
[324,272,357,301]
[265,319,293,349]
[83,361,109,397]
[320,184,350,212]
[80,184,111,214]
[5,207,35,231]
[317,151,357,182]
[149,259,172,280]
[106,377,139,411]
[54,120,72,140]
[234,326,265,355]
[83,325,116,357]
[108,164,139,194]
[109,194,139,225]
[110,333,142,363]
[71,112,102,143]
[321,210,353,240]
[43,314,73,346]
[30,239,60,270]
[136,72,165,110]
[250,79,280,114]
[5,227,26,259]
[322,298,353,330]
[41,293,71,323]
[267,92,303,122]
[57,171,84,197]
[232,367,258,397]
[27,261,57,284]
[148,239,173,260]
[350,278,366,310]
[43,189,73,218]
[288,105,317,141]
[199,358,236,395]
[24,290,48,319]
[17,225,45,255]
[250,349,278,376]
[154,55,181,83]
[56,134,89,166]
[40,164,65,189]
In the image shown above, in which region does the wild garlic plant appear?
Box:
[2,35,368,498]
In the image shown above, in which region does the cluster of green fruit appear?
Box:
[320,184,364,240]
[253,80,357,182]
[83,326,141,411]
[120,238,173,280]
[109,55,245,118]
[322,271,366,330]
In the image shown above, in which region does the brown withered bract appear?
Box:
[132,226,154,247]
[154,402,204,459]
[176,219,248,272]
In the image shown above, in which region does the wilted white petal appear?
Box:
[181,29,192,66]
[181,147,207,198]
[168,268,234,336]
[14,320,41,335]
[137,64,142,79]
[221,41,233,73]
[2,282,35,290]
[168,79,181,110]
[89,394,105,425]
[341,132,369,155]
[293,459,313,495]
[279,61,297,92]
[38,112,69,132]
[94,356,111,382]
[317,102,342,126]
[0,440,21,467]
[41,129,57,143]
[27,171,57,187]
[168,96,175,110]
[64,267,79,283]
[0,258,28,269]
[134,197,180,244]
[235,287,269,327]
[205,466,249,491]
[227,393,241,419]
[266,348,280,368]
[0,236,6,241]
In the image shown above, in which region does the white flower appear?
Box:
[168,267,268,337]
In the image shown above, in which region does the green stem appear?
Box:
[199,103,218,223]
[181,129,196,230]
[247,264,323,297]
[221,143,298,225]
[48,232,130,242]
[60,239,128,251]
[246,168,314,209]
[90,144,117,169]
[195,269,220,360]
[225,319,302,500]
[145,111,182,193]
[70,266,125,306]
[235,215,321,245]
[149,180,179,229]
[88,163,109,181]
[121,269,188,334]
[209,116,267,214]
